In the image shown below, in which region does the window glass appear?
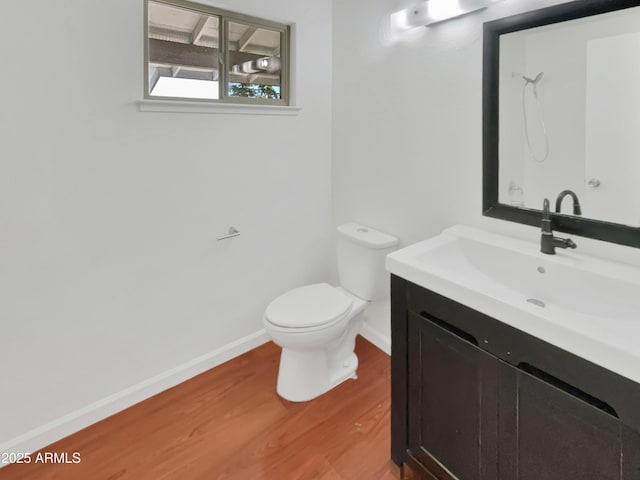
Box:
[148,1,220,100]
[227,22,282,100]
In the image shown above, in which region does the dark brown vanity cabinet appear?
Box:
[391,276,640,480]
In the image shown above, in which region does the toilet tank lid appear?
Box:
[337,223,398,249]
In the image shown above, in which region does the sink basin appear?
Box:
[386,225,640,384]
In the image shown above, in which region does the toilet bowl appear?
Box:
[264,223,398,402]
[264,284,367,401]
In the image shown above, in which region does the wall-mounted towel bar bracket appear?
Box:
[217,227,240,241]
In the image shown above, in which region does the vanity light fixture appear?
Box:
[391,0,504,30]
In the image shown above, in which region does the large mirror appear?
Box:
[483,0,640,248]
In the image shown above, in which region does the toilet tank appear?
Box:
[337,223,398,301]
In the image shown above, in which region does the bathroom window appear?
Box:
[145,0,290,105]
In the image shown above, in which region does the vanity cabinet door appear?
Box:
[408,312,498,480]
[497,362,623,480]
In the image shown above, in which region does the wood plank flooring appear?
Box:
[1,336,403,480]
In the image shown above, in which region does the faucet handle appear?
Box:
[553,236,577,250]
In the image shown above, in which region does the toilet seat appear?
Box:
[265,283,353,329]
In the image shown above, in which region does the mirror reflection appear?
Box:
[498,6,640,227]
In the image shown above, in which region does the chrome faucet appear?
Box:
[541,198,577,254]
[555,190,582,215]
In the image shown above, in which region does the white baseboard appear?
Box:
[359,322,391,356]
[0,330,269,466]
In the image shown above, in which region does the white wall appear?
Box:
[0,0,332,452]
[332,0,640,341]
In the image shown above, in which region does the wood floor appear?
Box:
[1,337,403,480]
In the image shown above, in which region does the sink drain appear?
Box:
[527,298,546,308]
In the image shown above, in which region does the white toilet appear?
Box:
[264,223,398,402]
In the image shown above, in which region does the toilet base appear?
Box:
[276,350,359,402]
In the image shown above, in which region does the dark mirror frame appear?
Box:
[483,0,640,249]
